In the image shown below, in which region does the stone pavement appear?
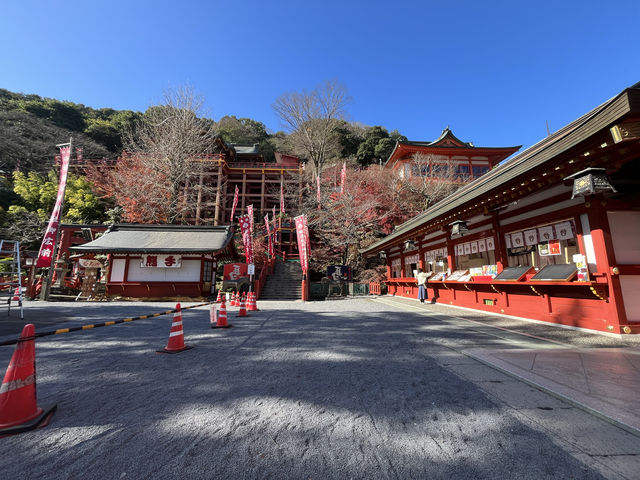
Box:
[375,296,640,437]
[465,347,640,435]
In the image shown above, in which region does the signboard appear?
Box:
[223,263,248,281]
[79,259,103,268]
[446,270,469,281]
[248,264,255,275]
[327,265,351,282]
[538,240,561,256]
[140,254,182,268]
[531,264,578,282]
[573,254,590,282]
[494,266,534,281]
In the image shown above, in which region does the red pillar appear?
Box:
[585,199,627,331]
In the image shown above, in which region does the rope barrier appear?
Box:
[0,302,214,346]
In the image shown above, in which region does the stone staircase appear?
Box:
[259,261,303,300]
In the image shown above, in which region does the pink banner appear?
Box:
[239,214,253,265]
[340,162,346,194]
[35,146,71,268]
[247,204,254,234]
[272,206,277,245]
[294,214,310,273]
[316,174,321,205]
[230,185,239,223]
[265,214,274,257]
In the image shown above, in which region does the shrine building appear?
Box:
[384,127,520,181]
[71,224,237,298]
[363,82,640,335]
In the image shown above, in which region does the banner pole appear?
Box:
[40,137,72,301]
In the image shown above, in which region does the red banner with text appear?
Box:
[35,146,71,268]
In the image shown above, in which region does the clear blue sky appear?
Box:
[2,1,639,152]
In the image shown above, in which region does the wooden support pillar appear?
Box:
[585,199,628,330]
[241,170,247,211]
[195,171,204,225]
[213,162,224,225]
[260,171,265,216]
[492,213,507,273]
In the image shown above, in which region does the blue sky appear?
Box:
[2,1,639,152]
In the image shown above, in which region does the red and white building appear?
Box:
[71,224,236,298]
[363,83,640,335]
[384,127,520,181]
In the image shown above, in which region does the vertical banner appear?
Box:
[316,174,321,206]
[35,146,71,267]
[238,214,253,265]
[265,214,273,258]
[294,214,310,273]
[272,206,277,245]
[280,178,285,214]
[340,162,346,194]
[230,185,239,223]
[247,204,254,234]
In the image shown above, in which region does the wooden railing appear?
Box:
[254,257,276,300]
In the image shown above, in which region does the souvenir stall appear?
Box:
[364,83,640,334]
[71,224,237,298]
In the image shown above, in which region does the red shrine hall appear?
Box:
[363,82,640,335]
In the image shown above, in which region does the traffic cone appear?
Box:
[215,291,222,303]
[229,291,236,307]
[212,299,232,328]
[0,324,57,435]
[247,291,258,311]
[241,291,247,305]
[157,304,193,354]
[11,287,20,302]
[209,303,218,326]
[237,297,247,317]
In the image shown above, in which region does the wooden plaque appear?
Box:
[531,264,578,281]
[494,266,534,282]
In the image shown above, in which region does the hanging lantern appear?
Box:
[379,250,387,259]
[564,167,617,199]
[450,220,469,237]
[404,240,416,251]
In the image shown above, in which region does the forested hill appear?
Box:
[0,88,408,175]
[0,89,140,174]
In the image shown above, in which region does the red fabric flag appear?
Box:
[247,204,254,234]
[265,214,273,258]
[340,162,346,194]
[294,214,310,273]
[238,214,253,265]
[230,185,239,223]
[316,174,321,206]
[35,145,71,268]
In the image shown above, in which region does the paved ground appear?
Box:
[1,298,639,479]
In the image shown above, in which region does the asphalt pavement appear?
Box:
[1,297,638,479]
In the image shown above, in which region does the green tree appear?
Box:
[11,170,107,223]
[356,126,407,166]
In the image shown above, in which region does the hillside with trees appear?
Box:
[1,84,445,280]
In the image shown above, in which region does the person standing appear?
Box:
[416,268,429,304]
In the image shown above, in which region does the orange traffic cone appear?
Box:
[11,287,20,302]
[209,303,218,326]
[233,291,239,307]
[248,291,259,311]
[212,299,232,328]
[0,324,57,435]
[215,291,222,303]
[157,304,193,354]
[237,297,247,317]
